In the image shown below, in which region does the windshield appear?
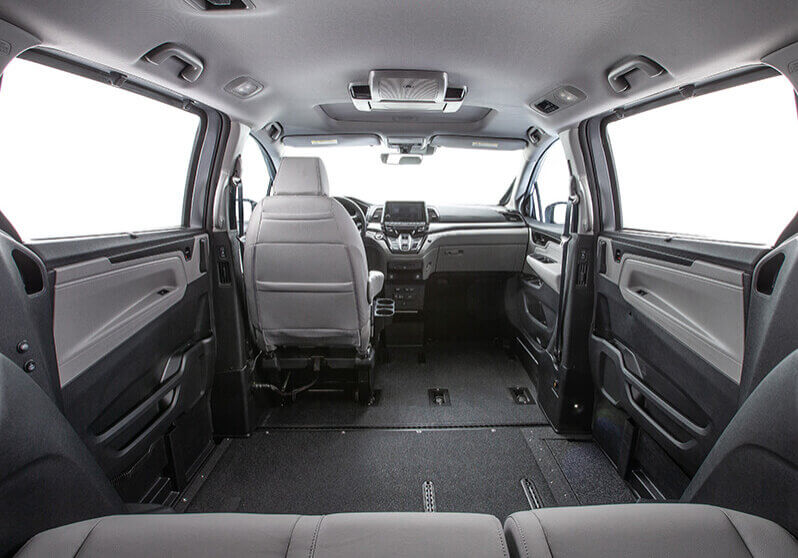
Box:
[281,145,524,205]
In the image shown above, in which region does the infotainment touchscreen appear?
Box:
[383,201,426,223]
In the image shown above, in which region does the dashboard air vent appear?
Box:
[427,207,440,221]
[502,211,523,223]
[371,207,384,222]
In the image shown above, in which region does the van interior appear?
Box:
[1,1,797,557]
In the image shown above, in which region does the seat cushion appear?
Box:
[15,514,301,558]
[16,512,508,558]
[504,503,797,558]
[286,512,508,558]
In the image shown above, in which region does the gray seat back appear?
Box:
[243,157,370,353]
[682,349,798,536]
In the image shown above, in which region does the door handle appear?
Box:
[607,55,666,93]
[144,43,205,83]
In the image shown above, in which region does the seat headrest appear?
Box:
[271,157,329,196]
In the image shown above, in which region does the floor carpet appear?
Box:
[186,426,634,520]
[261,342,548,428]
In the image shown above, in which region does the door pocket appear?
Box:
[590,335,713,455]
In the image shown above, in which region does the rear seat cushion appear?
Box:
[15,514,302,558]
[286,512,508,558]
[504,503,798,558]
[16,512,508,558]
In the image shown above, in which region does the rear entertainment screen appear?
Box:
[383,201,426,223]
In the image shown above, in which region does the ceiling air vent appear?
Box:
[184,0,254,12]
[444,87,466,102]
[349,70,467,113]
[349,84,371,100]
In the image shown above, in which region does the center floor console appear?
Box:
[386,260,425,312]
[376,202,429,352]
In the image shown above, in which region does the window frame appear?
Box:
[522,138,568,227]
[599,65,794,243]
[3,48,211,243]
[229,133,275,236]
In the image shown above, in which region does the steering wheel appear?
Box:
[333,196,367,238]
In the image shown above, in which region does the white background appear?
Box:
[282,144,523,206]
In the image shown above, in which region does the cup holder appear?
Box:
[374,298,396,318]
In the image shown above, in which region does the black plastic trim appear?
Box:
[30,229,205,270]
[601,230,765,272]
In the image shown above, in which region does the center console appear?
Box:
[376,202,428,351]
[382,201,428,254]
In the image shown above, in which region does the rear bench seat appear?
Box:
[15,511,509,558]
[505,504,797,558]
[16,504,796,558]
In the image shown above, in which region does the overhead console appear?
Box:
[381,201,429,254]
[349,70,467,113]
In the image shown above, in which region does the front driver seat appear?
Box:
[243,157,383,356]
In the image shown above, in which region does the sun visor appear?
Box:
[281,134,381,148]
[0,19,41,76]
[429,135,527,151]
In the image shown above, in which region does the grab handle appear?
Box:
[607,55,665,93]
[144,43,205,83]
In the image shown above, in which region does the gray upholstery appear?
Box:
[243,157,381,353]
[15,514,301,558]
[16,512,507,558]
[368,270,385,301]
[286,513,507,558]
[504,504,798,558]
[682,349,798,536]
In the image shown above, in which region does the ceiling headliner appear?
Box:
[0,0,796,141]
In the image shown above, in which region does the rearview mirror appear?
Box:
[381,153,423,165]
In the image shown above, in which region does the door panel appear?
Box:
[607,241,745,383]
[591,231,761,473]
[32,231,215,496]
[512,222,564,350]
[53,237,205,386]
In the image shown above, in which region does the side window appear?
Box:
[238,135,272,226]
[606,74,798,245]
[0,57,200,241]
[527,140,572,225]
[236,136,272,234]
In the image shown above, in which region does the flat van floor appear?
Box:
[181,341,636,520]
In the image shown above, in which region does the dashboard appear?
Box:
[355,200,530,312]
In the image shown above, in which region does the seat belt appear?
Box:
[550,189,579,362]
